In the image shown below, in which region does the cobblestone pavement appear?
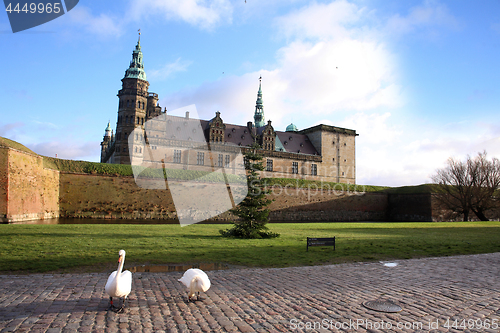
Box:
[1,253,499,333]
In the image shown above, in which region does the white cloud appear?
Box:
[161,0,403,130]
[385,0,459,38]
[28,140,99,160]
[0,122,25,137]
[148,58,192,81]
[275,0,363,41]
[127,0,233,30]
[66,6,122,38]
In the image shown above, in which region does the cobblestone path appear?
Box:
[1,253,499,332]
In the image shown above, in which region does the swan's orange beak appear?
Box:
[118,256,122,263]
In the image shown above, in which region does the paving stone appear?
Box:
[1,253,500,332]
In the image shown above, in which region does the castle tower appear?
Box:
[113,33,149,164]
[254,76,265,128]
[100,121,112,162]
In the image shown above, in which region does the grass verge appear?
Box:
[0,222,499,273]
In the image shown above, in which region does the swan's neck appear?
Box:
[116,255,125,279]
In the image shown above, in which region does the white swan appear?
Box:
[178,268,211,302]
[105,249,132,312]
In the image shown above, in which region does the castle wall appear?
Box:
[0,147,59,222]
[0,148,8,217]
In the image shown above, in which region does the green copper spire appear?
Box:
[124,31,147,81]
[254,76,265,127]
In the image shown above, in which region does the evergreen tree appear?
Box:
[220,143,279,239]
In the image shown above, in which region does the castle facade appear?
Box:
[101,38,358,184]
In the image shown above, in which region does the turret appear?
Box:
[100,122,112,162]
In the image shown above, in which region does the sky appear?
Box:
[1,0,500,187]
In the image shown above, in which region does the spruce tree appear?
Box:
[220,143,279,239]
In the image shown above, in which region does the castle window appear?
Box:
[137,117,140,125]
[311,164,317,176]
[139,147,142,153]
[138,101,140,108]
[344,143,347,146]
[344,159,347,162]
[225,155,230,168]
[141,118,144,125]
[266,159,273,172]
[174,150,181,163]
[292,162,298,174]
[197,152,204,165]
[342,172,345,176]
[127,100,130,107]
[218,154,223,167]
[123,147,127,152]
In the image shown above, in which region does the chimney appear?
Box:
[185,111,190,119]
[247,121,253,130]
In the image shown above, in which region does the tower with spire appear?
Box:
[112,31,150,164]
[254,76,265,128]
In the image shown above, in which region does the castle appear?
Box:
[100,37,358,184]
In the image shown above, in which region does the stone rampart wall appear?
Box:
[1,147,438,222]
[0,147,59,222]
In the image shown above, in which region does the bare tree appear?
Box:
[468,152,500,220]
[432,151,500,221]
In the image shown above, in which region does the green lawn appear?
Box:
[0,222,499,273]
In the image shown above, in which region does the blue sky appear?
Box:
[1,0,500,186]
